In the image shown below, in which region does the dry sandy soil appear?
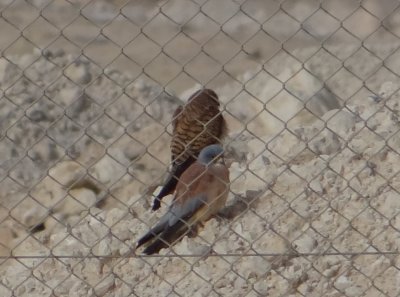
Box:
[1,0,400,296]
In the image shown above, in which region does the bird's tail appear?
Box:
[152,157,196,211]
[136,206,197,253]
[136,223,165,250]
[142,220,190,255]
[142,203,209,255]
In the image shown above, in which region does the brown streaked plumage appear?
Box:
[151,89,227,211]
[138,144,229,255]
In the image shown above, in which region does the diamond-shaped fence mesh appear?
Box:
[1,0,400,296]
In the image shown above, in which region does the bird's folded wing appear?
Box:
[172,105,183,132]
[151,156,196,211]
[137,194,208,254]
[166,193,208,227]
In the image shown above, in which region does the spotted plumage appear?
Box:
[151,89,227,211]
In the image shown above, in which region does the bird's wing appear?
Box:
[151,104,186,211]
[151,156,196,211]
[140,163,229,254]
[172,105,183,132]
[173,162,229,219]
[138,193,207,254]
[152,89,226,211]
[166,193,208,227]
[171,90,222,163]
[140,164,207,246]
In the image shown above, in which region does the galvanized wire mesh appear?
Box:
[1,0,400,296]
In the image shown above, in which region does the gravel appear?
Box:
[1,44,400,296]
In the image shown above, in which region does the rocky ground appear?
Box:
[0,48,400,296]
[1,0,400,296]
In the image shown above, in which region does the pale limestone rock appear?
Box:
[94,274,115,296]
[58,87,82,106]
[64,62,92,85]
[308,128,342,155]
[1,46,399,296]
[59,188,97,215]
[293,233,318,253]
[89,155,126,185]
[48,161,87,186]
[309,179,323,194]
[253,279,269,295]
[323,109,356,139]
[334,275,352,291]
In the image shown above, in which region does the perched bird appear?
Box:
[137,144,230,255]
[151,88,227,211]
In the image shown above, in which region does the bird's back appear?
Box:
[171,91,226,165]
[139,144,230,254]
[151,89,227,211]
[175,161,230,220]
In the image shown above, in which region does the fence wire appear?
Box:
[1,0,400,296]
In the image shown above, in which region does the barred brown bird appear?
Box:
[151,89,227,211]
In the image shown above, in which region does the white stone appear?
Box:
[94,275,115,296]
[309,128,341,155]
[64,62,91,85]
[334,275,352,291]
[293,234,317,253]
[58,87,81,105]
[96,238,112,256]
[2,43,400,296]
[309,179,323,194]
[323,109,356,138]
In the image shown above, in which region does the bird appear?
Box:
[151,88,227,211]
[137,144,230,255]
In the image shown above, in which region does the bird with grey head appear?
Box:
[136,144,230,255]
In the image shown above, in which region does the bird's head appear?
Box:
[188,88,219,105]
[198,144,225,166]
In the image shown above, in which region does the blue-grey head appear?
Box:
[198,144,224,166]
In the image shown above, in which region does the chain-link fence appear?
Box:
[1,0,400,296]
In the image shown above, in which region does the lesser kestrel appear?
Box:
[138,144,230,254]
[151,89,227,211]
